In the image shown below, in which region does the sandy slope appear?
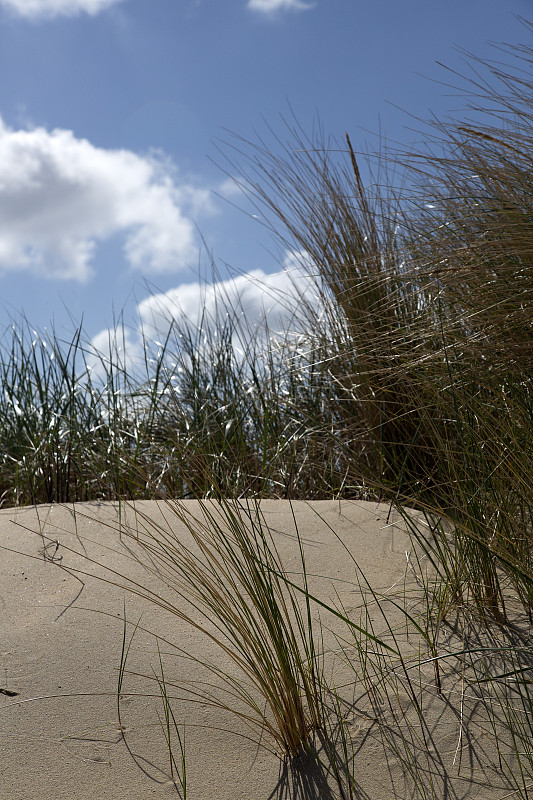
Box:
[0,500,521,799]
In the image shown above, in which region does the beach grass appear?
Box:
[3,29,533,799]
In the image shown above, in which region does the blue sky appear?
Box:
[0,0,530,351]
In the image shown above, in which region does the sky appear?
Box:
[0,0,530,356]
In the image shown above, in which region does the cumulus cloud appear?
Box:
[88,255,324,380]
[0,118,210,281]
[87,325,143,383]
[0,0,123,19]
[247,0,315,15]
[136,259,322,343]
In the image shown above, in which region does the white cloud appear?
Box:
[136,260,322,344]
[86,257,324,381]
[0,0,123,19]
[87,326,142,383]
[0,117,210,281]
[247,0,314,15]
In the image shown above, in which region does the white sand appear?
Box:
[0,500,521,799]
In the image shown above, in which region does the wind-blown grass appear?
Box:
[222,32,533,624]
[2,28,533,800]
[0,304,359,506]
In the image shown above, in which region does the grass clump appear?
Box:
[3,27,533,800]
[224,32,533,625]
[0,299,359,506]
[47,497,326,759]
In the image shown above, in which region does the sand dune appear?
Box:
[0,500,522,799]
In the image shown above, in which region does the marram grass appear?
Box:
[3,29,533,799]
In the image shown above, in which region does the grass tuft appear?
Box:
[3,27,533,799]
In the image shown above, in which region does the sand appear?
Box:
[0,499,525,799]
